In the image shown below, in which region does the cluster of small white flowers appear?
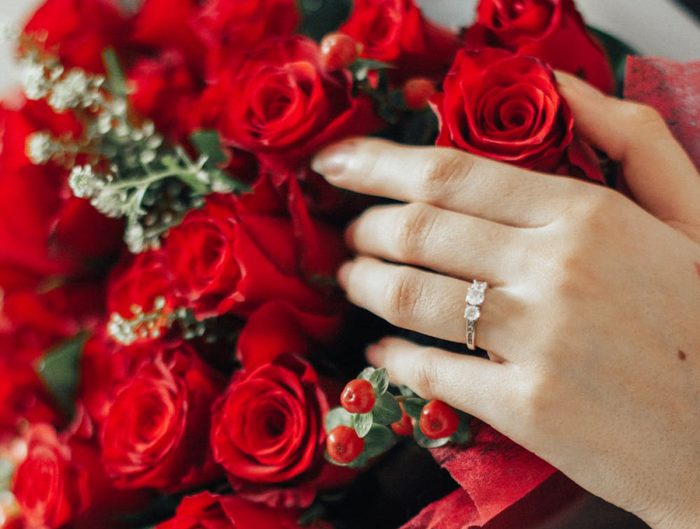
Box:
[107,296,172,346]
[106,298,207,345]
[25,132,57,165]
[68,165,103,198]
[20,54,105,113]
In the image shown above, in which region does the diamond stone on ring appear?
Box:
[464,280,488,351]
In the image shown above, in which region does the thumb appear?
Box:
[556,71,700,228]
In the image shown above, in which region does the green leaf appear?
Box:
[190,130,229,167]
[402,397,426,420]
[372,393,402,425]
[413,422,451,449]
[363,424,396,459]
[36,332,88,417]
[102,48,128,97]
[357,367,375,380]
[367,367,389,395]
[399,385,416,397]
[450,418,472,445]
[298,0,352,41]
[588,26,638,95]
[325,407,352,433]
[352,412,373,438]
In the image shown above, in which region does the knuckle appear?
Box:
[413,356,440,398]
[518,373,556,428]
[419,150,470,199]
[620,101,666,134]
[394,203,437,260]
[384,268,423,327]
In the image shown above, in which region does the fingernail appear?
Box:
[311,142,355,179]
[337,261,354,289]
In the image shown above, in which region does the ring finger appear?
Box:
[339,256,525,355]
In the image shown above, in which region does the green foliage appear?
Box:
[589,27,638,95]
[36,332,88,417]
[372,393,403,425]
[298,0,353,41]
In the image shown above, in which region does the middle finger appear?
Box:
[347,203,529,284]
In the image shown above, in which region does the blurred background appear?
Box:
[1,0,699,95]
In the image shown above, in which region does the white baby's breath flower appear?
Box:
[25,132,55,165]
[69,165,105,199]
[48,69,89,111]
[19,59,50,100]
[91,188,128,218]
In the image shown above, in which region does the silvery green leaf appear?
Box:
[325,407,352,433]
[368,367,389,395]
[352,412,373,438]
[372,393,402,425]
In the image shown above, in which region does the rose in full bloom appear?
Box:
[22,0,128,73]
[157,492,332,529]
[432,48,603,181]
[207,36,380,168]
[340,0,460,81]
[164,189,345,325]
[100,344,224,491]
[465,0,614,93]
[12,424,138,529]
[210,355,331,507]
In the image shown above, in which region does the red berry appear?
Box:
[340,379,376,414]
[403,78,436,110]
[321,33,360,71]
[419,400,459,440]
[326,425,364,464]
[391,403,413,436]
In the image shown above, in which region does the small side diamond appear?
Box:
[464,305,481,322]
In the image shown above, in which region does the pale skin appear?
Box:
[311,72,700,529]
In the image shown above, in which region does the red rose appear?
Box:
[0,101,123,286]
[107,249,177,322]
[164,190,345,325]
[100,344,224,491]
[432,48,603,181]
[211,355,330,507]
[128,49,201,141]
[465,0,614,93]
[12,424,136,529]
[22,0,128,73]
[196,0,300,74]
[157,492,332,529]
[209,36,380,168]
[340,0,460,81]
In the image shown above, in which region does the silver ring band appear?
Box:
[464,280,488,351]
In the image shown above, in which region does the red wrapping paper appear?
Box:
[404,55,700,529]
[624,57,700,169]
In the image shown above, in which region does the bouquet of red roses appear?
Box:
[0,0,632,528]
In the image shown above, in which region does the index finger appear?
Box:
[311,138,591,227]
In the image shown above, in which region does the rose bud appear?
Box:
[402,78,436,110]
[321,33,360,71]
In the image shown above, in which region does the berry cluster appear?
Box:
[325,368,471,467]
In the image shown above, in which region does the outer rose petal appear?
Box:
[465,0,614,93]
[22,0,128,73]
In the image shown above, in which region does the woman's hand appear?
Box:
[311,72,700,529]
